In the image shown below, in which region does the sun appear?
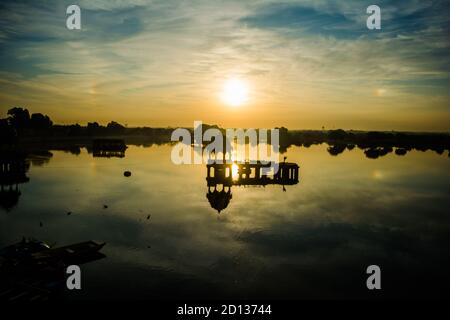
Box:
[231,163,239,180]
[220,78,249,107]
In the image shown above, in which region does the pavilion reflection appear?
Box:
[0,152,30,211]
[206,161,300,213]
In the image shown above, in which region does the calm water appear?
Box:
[1,144,449,299]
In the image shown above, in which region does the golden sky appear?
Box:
[0,0,449,131]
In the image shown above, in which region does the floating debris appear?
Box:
[146,214,151,220]
[123,171,131,177]
[67,211,72,216]
[39,222,43,227]
[103,205,108,209]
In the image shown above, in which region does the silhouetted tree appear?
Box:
[328,129,347,140]
[67,124,82,136]
[30,113,53,130]
[87,122,101,135]
[366,131,394,140]
[0,118,17,145]
[7,107,30,133]
[277,126,290,151]
[106,121,125,135]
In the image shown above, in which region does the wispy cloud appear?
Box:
[0,0,449,130]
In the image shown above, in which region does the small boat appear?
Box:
[0,239,106,301]
[0,238,50,266]
[0,239,105,271]
[0,238,50,258]
[32,241,105,265]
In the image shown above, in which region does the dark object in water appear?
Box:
[147,214,150,220]
[103,205,108,209]
[31,240,105,266]
[124,171,131,177]
[39,221,43,227]
[92,139,127,158]
[0,238,105,268]
[0,238,50,261]
[92,139,127,151]
[67,211,72,215]
[0,239,106,301]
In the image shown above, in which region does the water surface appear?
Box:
[1,144,449,299]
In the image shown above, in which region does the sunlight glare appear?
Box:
[231,163,239,180]
[221,78,249,107]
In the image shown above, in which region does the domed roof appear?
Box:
[206,188,232,213]
[0,188,21,211]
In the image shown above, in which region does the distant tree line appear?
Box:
[1,107,449,157]
[283,129,450,157]
[0,107,173,145]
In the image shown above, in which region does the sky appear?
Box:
[0,0,449,131]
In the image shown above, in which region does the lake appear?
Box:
[1,143,449,299]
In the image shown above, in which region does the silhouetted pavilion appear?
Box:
[205,161,299,213]
[0,152,30,211]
